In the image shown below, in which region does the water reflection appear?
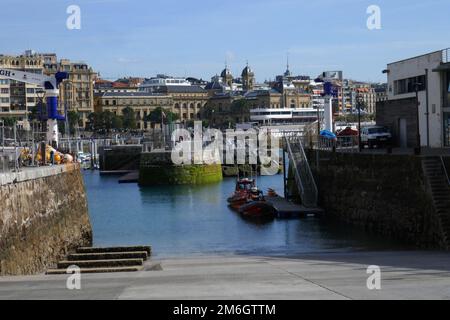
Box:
[83,171,407,258]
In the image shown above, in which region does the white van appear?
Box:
[361,126,392,148]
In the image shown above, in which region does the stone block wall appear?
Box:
[139,152,223,185]
[308,151,444,248]
[0,164,92,275]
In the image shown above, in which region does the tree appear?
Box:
[122,107,137,130]
[67,111,81,134]
[202,104,218,124]
[2,117,17,127]
[111,114,123,130]
[146,107,179,128]
[231,99,250,123]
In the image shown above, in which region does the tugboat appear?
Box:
[227,178,277,220]
[238,187,277,220]
[227,178,256,210]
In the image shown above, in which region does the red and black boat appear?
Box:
[227,178,255,210]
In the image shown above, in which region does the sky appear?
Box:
[0,0,449,83]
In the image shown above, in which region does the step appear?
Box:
[76,246,151,256]
[67,251,148,262]
[57,258,143,269]
[46,266,144,275]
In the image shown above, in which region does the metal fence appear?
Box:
[317,135,360,153]
[443,48,450,64]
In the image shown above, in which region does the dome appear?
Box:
[242,65,253,77]
[221,68,232,78]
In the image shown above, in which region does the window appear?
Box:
[1,98,9,103]
[394,75,426,95]
[1,88,9,94]
[26,88,35,94]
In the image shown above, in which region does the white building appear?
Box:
[383,48,450,148]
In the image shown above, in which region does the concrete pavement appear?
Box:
[1,251,450,300]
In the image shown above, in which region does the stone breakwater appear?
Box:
[139,151,223,186]
[0,164,92,276]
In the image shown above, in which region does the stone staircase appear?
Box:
[422,157,450,249]
[46,245,154,274]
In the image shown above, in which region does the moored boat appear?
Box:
[227,178,255,209]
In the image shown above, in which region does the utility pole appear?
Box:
[415,82,422,155]
[357,94,363,152]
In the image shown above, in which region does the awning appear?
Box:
[432,63,450,72]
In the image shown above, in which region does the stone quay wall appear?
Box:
[307,151,444,248]
[0,164,92,276]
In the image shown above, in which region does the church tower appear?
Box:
[242,62,255,91]
[220,63,233,88]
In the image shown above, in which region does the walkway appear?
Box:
[1,251,450,300]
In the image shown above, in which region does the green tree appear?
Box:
[67,111,81,134]
[122,107,137,130]
[111,114,123,130]
[231,99,250,123]
[146,107,179,128]
[2,117,17,127]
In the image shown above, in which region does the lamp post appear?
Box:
[414,82,422,155]
[357,94,363,152]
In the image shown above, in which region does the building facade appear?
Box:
[139,75,208,121]
[44,59,97,128]
[0,51,45,127]
[378,48,450,148]
[96,92,173,130]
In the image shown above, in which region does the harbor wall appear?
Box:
[99,145,142,172]
[139,152,223,185]
[0,164,92,276]
[308,151,444,248]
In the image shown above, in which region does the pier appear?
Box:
[266,195,323,218]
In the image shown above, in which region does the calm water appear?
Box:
[83,171,405,258]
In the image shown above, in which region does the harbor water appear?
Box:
[83,171,407,258]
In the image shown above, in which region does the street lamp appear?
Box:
[414,82,422,155]
[357,94,363,152]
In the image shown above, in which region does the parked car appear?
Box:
[361,126,392,148]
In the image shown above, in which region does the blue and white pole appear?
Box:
[45,89,65,147]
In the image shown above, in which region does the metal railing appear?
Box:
[441,156,450,186]
[284,135,318,208]
[443,48,450,63]
[317,135,359,153]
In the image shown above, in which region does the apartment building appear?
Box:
[0,50,97,129]
[44,58,97,128]
[0,50,45,128]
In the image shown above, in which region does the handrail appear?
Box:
[285,138,306,201]
[441,156,450,186]
[284,136,318,208]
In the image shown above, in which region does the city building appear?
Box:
[96,91,173,130]
[377,48,450,148]
[139,75,208,121]
[0,50,45,128]
[204,92,245,127]
[44,58,97,128]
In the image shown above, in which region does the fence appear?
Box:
[443,48,450,64]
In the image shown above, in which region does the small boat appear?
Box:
[240,187,276,219]
[239,201,277,220]
[227,178,256,209]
